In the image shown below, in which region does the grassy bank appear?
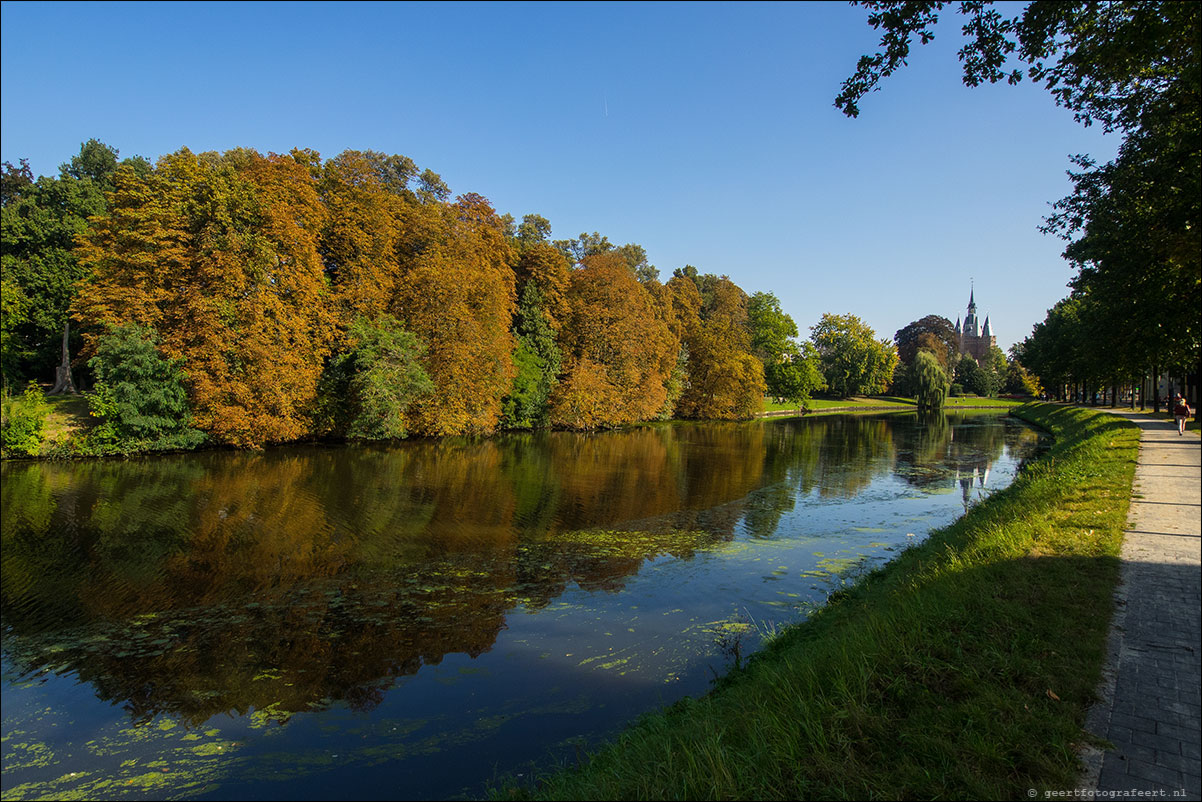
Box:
[496,403,1139,800]
[762,396,1022,415]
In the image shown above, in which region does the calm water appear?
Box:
[1,411,1046,800]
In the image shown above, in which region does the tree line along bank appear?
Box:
[2,142,1027,457]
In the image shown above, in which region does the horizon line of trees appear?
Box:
[2,142,921,453]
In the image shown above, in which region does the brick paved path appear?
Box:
[1083,410,1201,800]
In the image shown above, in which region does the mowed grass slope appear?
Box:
[497,403,1138,800]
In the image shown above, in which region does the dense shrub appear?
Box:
[316,315,433,441]
[0,382,49,456]
[85,324,205,451]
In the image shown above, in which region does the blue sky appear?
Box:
[1,0,1119,351]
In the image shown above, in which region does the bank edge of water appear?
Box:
[491,403,1139,801]
[5,397,1016,462]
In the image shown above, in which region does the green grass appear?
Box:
[495,403,1138,800]
[762,395,1023,414]
[41,393,95,448]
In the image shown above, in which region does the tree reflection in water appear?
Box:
[1,412,1043,734]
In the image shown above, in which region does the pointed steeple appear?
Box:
[982,316,992,337]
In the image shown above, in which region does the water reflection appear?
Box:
[1,412,1043,796]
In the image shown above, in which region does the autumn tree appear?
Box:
[894,315,957,366]
[74,148,335,448]
[551,252,676,429]
[675,275,765,419]
[392,193,517,436]
[317,150,413,327]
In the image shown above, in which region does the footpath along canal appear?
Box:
[1083,409,1201,799]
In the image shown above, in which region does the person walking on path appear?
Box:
[1082,409,1201,799]
[1173,393,1193,436]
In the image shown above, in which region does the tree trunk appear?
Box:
[1152,361,1160,413]
[48,320,77,395]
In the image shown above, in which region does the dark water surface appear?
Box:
[1,412,1046,800]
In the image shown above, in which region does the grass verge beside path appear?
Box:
[762,396,1022,415]
[495,403,1138,800]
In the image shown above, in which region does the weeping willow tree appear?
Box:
[913,350,949,412]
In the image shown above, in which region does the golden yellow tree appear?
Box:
[551,252,676,428]
[675,275,766,419]
[392,193,518,435]
[75,149,334,447]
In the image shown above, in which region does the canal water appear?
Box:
[0,411,1046,800]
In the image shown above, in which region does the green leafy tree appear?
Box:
[1,159,34,207]
[553,231,614,264]
[319,316,433,441]
[766,341,826,406]
[912,350,949,411]
[748,292,805,400]
[1004,360,1042,396]
[0,274,31,389]
[985,345,1009,396]
[516,213,552,245]
[840,2,1200,397]
[502,283,562,429]
[836,1,1198,134]
[954,355,992,397]
[85,324,205,450]
[1,143,117,388]
[810,313,899,398]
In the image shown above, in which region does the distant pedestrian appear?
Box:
[1172,393,1192,435]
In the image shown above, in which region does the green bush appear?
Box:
[316,315,434,441]
[1,382,49,457]
[85,324,205,452]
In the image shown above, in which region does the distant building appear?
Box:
[955,288,996,362]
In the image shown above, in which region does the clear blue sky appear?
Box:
[1,0,1119,352]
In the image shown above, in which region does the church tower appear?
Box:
[958,286,996,361]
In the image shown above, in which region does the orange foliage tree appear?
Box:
[551,252,676,429]
[70,141,778,447]
[317,150,412,327]
[392,193,518,436]
[674,274,766,419]
[75,148,334,448]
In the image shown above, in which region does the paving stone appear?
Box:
[1126,757,1183,787]
[1154,749,1198,774]
[1082,411,1202,798]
